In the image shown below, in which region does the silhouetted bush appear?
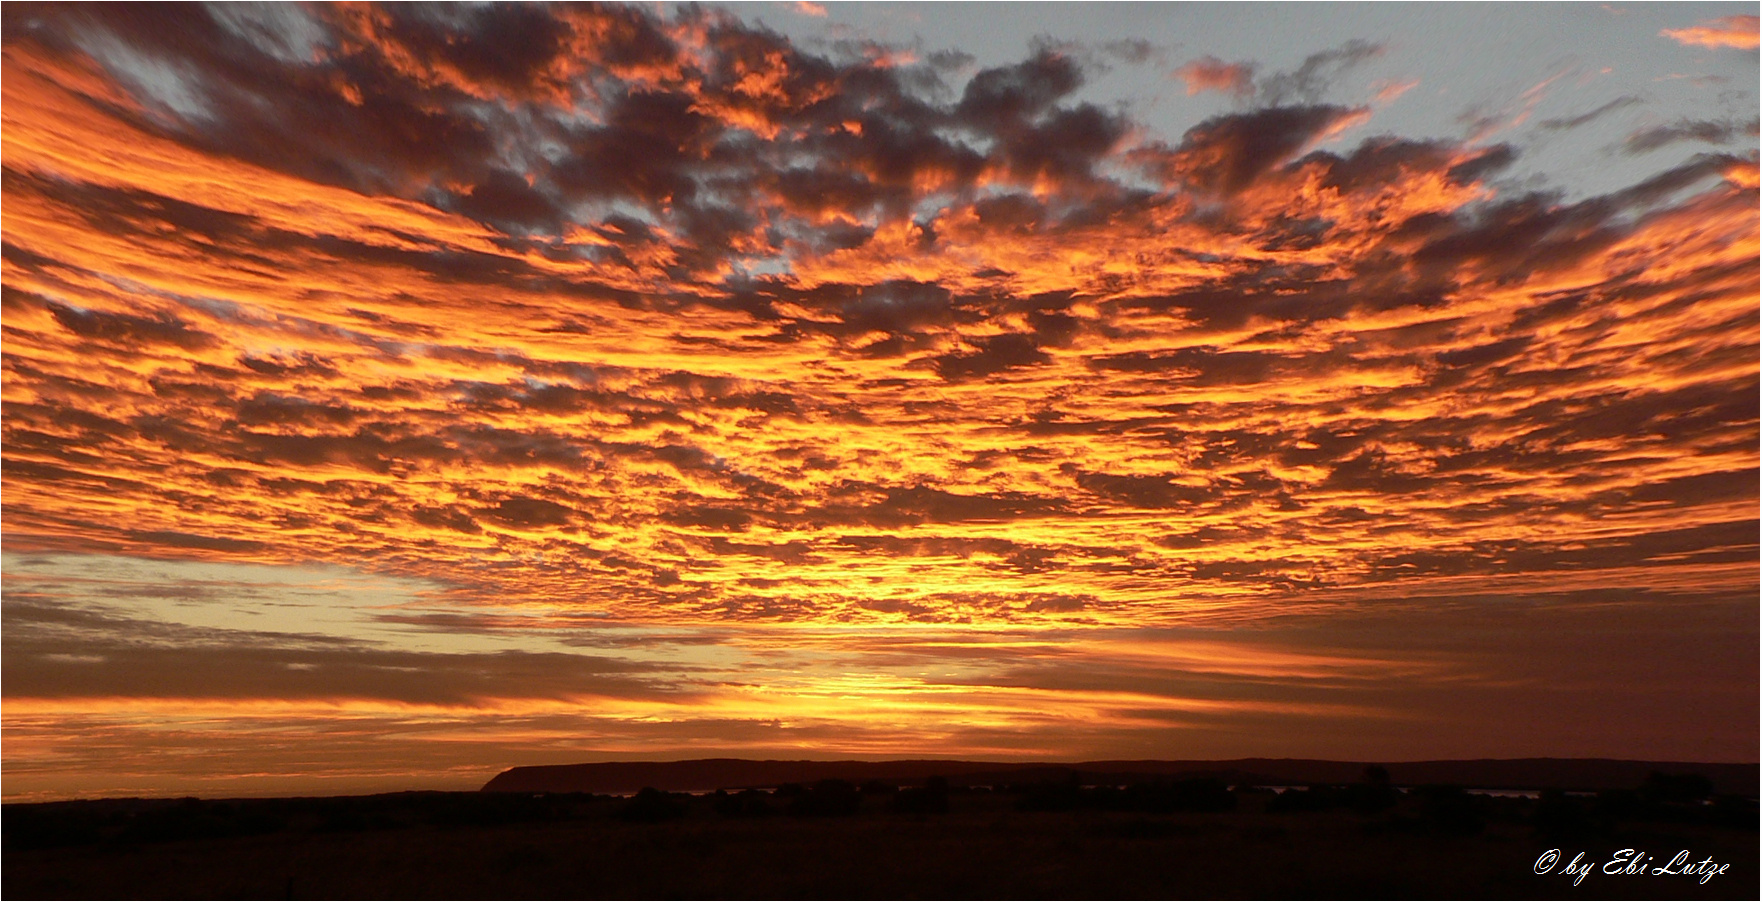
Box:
[712,789,774,818]
[115,799,285,844]
[1266,786,1343,813]
[1575,773,1732,826]
[787,779,861,817]
[1266,770,1399,818]
[618,787,686,823]
[3,806,104,850]
[1416,786,1483,836]
[1642,771,1714,805]
[1015,777,1237,814]
[1532,789,1592,839]
[1015,777,1084,812]
[1592,788,1641,820]
[1710,794,1759,830]
[1161,778,1237,813]
[889,776,949,814]
[427,791,581,828]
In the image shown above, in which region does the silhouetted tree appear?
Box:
[787,779,861,817]
[1347,765,1399,814]
[618,787,686,823]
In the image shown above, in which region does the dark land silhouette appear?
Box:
[5,759,1755,899]
[481,756,1762,796]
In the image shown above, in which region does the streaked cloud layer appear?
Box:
[3,3,1756,799]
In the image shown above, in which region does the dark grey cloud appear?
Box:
[931,332,1051,381]
[1256,39,1384,106]
[1624,116,1757,153]
[1142,104,1369,196]
[46,302,217,352]
[1538,95,1643,131]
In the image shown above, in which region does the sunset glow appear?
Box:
[3,3,1756,801]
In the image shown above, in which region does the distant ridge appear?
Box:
[482,757,1758,796]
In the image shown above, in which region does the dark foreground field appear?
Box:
[6,779,1756,899]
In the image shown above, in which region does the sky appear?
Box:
[1,2,1757,801]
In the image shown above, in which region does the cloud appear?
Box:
[46,302,218,351]
[1661,14,1760,50]
[1371,78,1418,103]
[1538,95,1642,131]
[1256,39,1384,106]
[1145,104,1371,195]
[1623,116,1755,153]
[1173,55,1256,98]
[1097,38,1167,67]
[1173,41,1383,108]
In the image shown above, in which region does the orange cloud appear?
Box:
[1173,56,1255,98]
[1661,14,1760,49]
